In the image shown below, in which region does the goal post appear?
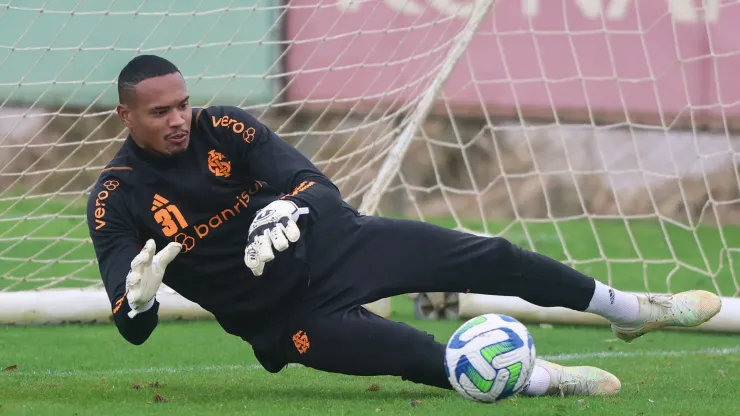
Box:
[412,292,740,333]
[0,0,494,324]
[3,0,740,334]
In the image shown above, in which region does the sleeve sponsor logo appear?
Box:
[211,114,256,143]
[103,180,119,191]
[93,180,119,230]
[242,127,256,143]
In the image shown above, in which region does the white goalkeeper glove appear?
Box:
[126,239,182,318]
[244,200,309,276]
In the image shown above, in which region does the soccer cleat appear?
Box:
[610,290,722,343]
[535,359,621,397]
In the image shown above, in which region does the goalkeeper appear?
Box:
[88,55,721,398]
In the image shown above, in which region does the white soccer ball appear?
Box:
[444,314,536,403]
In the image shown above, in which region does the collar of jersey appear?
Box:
[126,135,188,167]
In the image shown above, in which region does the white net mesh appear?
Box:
[2,0,739,305]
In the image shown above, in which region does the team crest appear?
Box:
[207,150,231,178]
[292,330,310,354]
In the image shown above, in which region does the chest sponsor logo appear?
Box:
[154,182,262,253]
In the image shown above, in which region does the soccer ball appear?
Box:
[444,314,536,403]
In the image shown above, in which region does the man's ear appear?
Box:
[116,103,133,129]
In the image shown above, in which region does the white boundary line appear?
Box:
[5,346,740,378]
[541,345,740,361]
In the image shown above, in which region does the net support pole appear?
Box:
[358,0,496,317]
[358,0,497,216]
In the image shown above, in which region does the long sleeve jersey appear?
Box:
[86,105,347,348]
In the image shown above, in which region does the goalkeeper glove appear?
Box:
[126,239,182,318]
[244,200,309,276]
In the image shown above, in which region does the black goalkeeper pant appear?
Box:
[252,212,596,389]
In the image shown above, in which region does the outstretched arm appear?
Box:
[87,180,179,344]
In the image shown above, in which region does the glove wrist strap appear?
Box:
[127,296,155,319]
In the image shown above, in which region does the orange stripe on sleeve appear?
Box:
[100,166,132,173]
[112,291,128,314]
[281,181,315,199]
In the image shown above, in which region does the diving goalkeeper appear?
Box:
[87,55,721,398]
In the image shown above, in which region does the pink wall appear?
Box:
[706,2,740,124]
[285,0,740,127]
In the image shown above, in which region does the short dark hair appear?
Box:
[117,55,181,105]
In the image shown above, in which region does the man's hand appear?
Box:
[244,200,309,276]
[126,239,182,318]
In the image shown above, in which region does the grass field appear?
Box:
[3,296,740,415]
[2,194,740,415]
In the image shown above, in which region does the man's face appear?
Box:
[117,72,192,156]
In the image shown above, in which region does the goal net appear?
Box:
[2,0,739,331]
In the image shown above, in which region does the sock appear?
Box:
[585,280,639,323]
[521,365,550,396]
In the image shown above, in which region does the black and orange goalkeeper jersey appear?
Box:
[86,105,347,347]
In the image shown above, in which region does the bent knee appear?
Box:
[486,236,515,260]
[253,348,288,373]
[487,236,513,251]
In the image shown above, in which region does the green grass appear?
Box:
[2,194,740,414]
[2,194,740,295]
[0,193,98,290]
[2,296,740,415]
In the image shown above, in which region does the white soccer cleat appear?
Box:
[534,359,621,397]
[610,290,721,343]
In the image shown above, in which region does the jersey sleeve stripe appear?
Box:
[112,291,128,314]
[100,166,133,173]
[281,181,316,199]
